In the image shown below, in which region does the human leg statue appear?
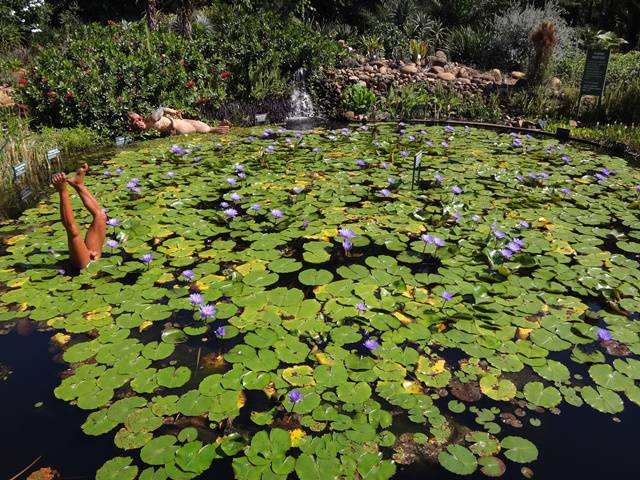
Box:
[67,163,106,261]
[52,172,91,269]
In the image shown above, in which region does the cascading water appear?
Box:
[285,68,320,130]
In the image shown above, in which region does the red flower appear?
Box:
[65,91,74,98]
[184,80,196,87]
[18,78,28,87]
[18,103,28,111]
[220,71,232,79]
[46,91,57,98]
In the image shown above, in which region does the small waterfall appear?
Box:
[286,68,317,129]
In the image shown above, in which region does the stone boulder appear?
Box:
[435,50,448,63]
[437,72,456,82]
[511,71,526,80]
[488,68,502,83]
[399,64,419,74]
[430,66,445,74]
[428,56,447,68]
[548,76,562,92]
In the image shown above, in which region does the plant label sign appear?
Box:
[579,49,610,97]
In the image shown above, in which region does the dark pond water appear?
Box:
[1,329,639,479]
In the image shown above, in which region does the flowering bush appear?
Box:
[18,21,227,136]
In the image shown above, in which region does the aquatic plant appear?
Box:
[1,125,640,479]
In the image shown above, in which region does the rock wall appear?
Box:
[321,50,526,98]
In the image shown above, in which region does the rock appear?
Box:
[428,56,447,67]
[435,50,448,63]
[430,66,444,74]
[489,68,502,83]
[511,71,526,80]
[569,119,578,128]
[364,64,374,73]
[348,75,359,82]
[548,76,562,91]
[344,111,356,121]
[456,78,472,84]
[0,86,15,108]
[457,67,472,78]
[437,72,456,81]
[399,64,418,74]
[379,66,389,74]
[357,80,367,88]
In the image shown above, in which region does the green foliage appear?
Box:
[444,25,493,68]
[408,39,430,64]
[358,35,385,60]
[341,84,377,115]
[19,21,227,137]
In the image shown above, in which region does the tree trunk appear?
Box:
[177,1,193,39]
[146,0,158,31]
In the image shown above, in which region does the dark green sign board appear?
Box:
[580,49,610,97]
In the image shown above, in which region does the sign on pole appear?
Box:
[578,49,610,114]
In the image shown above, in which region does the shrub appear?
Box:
[489,1,576,71]
[384,84,432,119]
[341,84,377,115]
[444,26,493,68]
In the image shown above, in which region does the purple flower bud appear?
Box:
[519,220,530,228]
[596,328,612,341]
[193,156,201,162]
[364,339,380,351]
[238,172,247,179]
[293,187,304,194]
[189,293,204,305]
[234,163,245,172]
[401,151,410,157]
[441,142,449,148]
[226,178,237,185]
[288,390,303,403]
[380,188,391,197]
[441,291,454,301]
[494,230,506,239]
[103,170,111,175]
[388,177,396,184]
[115,168,123,175]
[356,159,366,167]
[434,174,443,182]
[182,270,195,280]
[270,209,284,218]
[561,188,572,195]
[500,248,513,258]
[562,156,571,162]
[106,239,119,249]
[57,269,66,275]
[426,141,433,147]
[342,240,353,252]
[452,185,462,194]
[445,125,455,133]
[635,185,640,192]
[230,193,242,202]
[140,253,154,263]
[220,201,230,208]
[126,181,137,189]
[355,302,367,312]
[313,147,321,153]
[302,220,309,228]
[215,326,226,337]
[453,213,462,222]
[250,204,261,211]
[513,139,522,148]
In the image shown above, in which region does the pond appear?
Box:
[1,124,639,480]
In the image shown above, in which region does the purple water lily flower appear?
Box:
[230,193,242,202]
[388,177,396,184]
[199,304,216,319]
[434,174,443,182]
[401,151,410,157]
[444,125,455,133]
[220,201,230,208]
[106,239,119,249]
[408,135,416,141]
[472,215,481,223]
[234,163,245,172]
[360,125,369,131]
[561,188,572,195]
[193,156,201,162]
[538,172,549,178]
[312,147,321,153]
[513,139,523,148]
[507,241,521,252]
[356,159,367,167]
[519,220,530,228]
[114,168,123,175]
[355,302,367,313]
[296,132,304,138]
[132,187,142,195]
[182,270,195,280]
[441,291,454,301]
[500,248,513,258]
[224,208,238,218]
[226,178,237,185]
[270,209,284,218]
[364,339,380,351]
[434,237,446,247]
[342,240,353,253]
[527,173,538,180]
[248,135,255,141]
[453,213,462,222]
[250,204,261,211]
[595,173,607,182]
[421,234,434,244]
[380,162,389,169]
[546,149,554,155]
[596,328,612,341]
[338,228,356,239]
[288,390,303,404]
[441,142,449,148]
[189,293,204,305]
[452,185,462,194]
[380,188,391,197]
[57,269,66,275]
[426,141,434,147]
[170,145,184,154]
[103,170,111,175]
[302,220,309,228]
[293,187,304,194]
[215,326,226,337]
[167,172,175,178]
[238,172,247,179]
[562,156,571,162]
[126,181,137,189]
[48,248,56,254]
[636,185,640,192]
[140,253,154,263]
[266,145,275,153]
[341,128,349,135]
[494,230,506,239]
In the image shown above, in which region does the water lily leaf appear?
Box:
[295,453,341,480]
[161,328,188,344]
[282,365,315,386]
[243,270,279,287]
[581,386,624,413]
[588,363,635,391]
[479,375,516,401]
[523,382,562,408]
[478,457,506,477]
[96,457,138,480]
[141,435,179,465]
[298,269,334,286]
[438,444,477,475]
[157,366,191,388]
[501,436,538,463]
[114,427,153,450]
